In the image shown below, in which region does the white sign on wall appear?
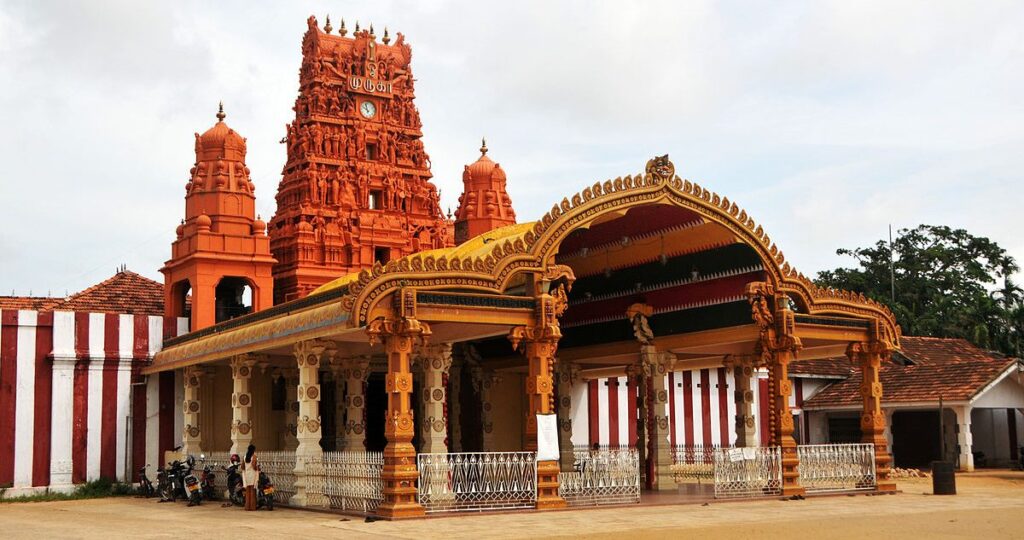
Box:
[536,413,560,462]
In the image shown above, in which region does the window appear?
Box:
[374,247,391,265]
[369,190,383,209]
[366,142,378,161]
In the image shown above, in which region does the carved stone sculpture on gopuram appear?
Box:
[269,16,454,303]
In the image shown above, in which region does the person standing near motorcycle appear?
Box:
[242,444,258,511]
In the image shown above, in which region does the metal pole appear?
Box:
[889,224,897,304]
[939,395,945,461]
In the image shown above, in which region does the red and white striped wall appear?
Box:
[0,309,186,495]
[573,368,827,448]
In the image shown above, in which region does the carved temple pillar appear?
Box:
[182,366,204,456]
[847,341,897,490]
[556,360,580,472]
[280,367,299,451]
[229,355,256,455]
[416,344,453,454]
[367,317,430,519]
[644,347,675,490]
[747,284,804,496]
[449,353,463,453]
[509,289,568,510]
[725,355,758,448]
[291,340,328,507]
[471,364,501,452]
[767,340,803,496]
[332,356,370,451]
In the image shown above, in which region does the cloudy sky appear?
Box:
[1,1,1022,296]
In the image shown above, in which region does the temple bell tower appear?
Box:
[161,104,276,330]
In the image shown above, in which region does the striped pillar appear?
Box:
[49,312,76,488]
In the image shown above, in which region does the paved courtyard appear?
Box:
[2,472,1023,539]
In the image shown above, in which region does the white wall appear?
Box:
[972,370,1024,409]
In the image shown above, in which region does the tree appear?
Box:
[815,225,1021,356]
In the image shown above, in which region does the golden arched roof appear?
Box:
[326,156,900,347]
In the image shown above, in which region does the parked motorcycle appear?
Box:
[223,454,245,506]
[182,455,203,507]
[137,464,155,497]
[157,459,183,502]
[198,455,217,501]
[257,469,275,511]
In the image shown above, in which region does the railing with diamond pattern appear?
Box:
[314,451,384,513]
[671,444,720,483]
[712,446,782,498]
[797,444,876,493]
[258,451,297,504]
[559,448,640,506]
[201,451,233,499]
[417,452,537,513]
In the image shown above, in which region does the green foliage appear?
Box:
[0,477,137,503]
[816,225,1023,356]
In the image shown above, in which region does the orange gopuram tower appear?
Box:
[162,105,276,331]
[270,16,453,303]
[454,139,516,244]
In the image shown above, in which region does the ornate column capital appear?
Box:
[367,316,431,347]
[556,359,580,386]
[414,343,453,374]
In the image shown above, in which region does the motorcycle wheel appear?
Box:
[264,495,273,511]
[159,483,175,502]
[189,492,202,507]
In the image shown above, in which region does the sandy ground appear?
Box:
[1,472,1023,539]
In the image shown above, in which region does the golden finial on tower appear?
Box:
[383,27,390,44]
[355,21,360,33]
[480,137,488,155]
[339,18,347,36]
[369,24,375,38]
[217,101,225,122]
[324,15,332,34]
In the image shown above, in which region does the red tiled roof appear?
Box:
[0,296,62,310]
[789,356,853,378]
[804,336,1018,408]
[57,271,164,315]
[0,271,165,316]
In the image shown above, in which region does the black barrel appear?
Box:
[931,460,956,495]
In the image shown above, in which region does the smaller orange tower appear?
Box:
[161,104,276,330]
[453,139,516,244]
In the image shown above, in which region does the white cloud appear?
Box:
[1,0,1022,296]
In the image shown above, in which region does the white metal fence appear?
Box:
[317,451,384,513]
[259,451,297,504]
[559,448,640,506]
[201,451,233,499]
[797,444,876,493]
[417,452,537,513]
[671,444,720,483]
[712,446,782,498]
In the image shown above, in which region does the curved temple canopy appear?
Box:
[147,156,900,373]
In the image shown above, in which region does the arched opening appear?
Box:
[169,279,192,329]
[551,203,767,350]
[215,276,254,323]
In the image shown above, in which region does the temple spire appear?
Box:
[324,15,332,34]
[216,101,225,122]
[480,137,488,156]
[339,18,347,36]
